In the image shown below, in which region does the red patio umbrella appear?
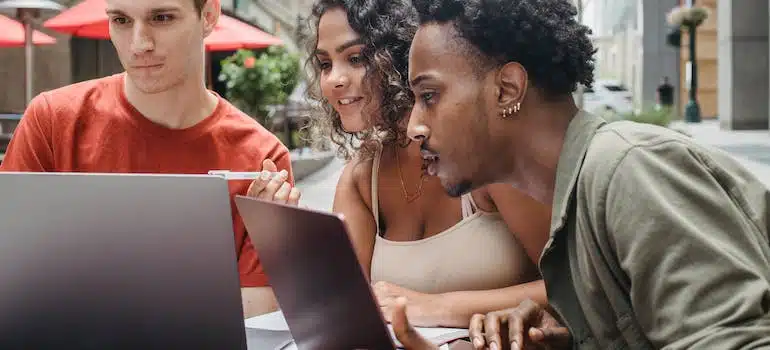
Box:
[41,0,109,39]
[0,13,57,47]
[205,15,283,51]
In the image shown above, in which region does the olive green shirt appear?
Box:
[541,111,770,349]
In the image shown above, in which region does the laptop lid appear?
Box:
[234,195,395,350]
[0,172,246,350]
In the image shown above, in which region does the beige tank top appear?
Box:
[369,146,536,294]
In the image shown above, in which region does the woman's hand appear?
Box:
[374,281,448,327]
[246,159,301,205]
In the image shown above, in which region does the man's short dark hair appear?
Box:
[413,0,596,96]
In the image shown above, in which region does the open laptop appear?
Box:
[234,195,396,349]
[234,195,469,350]
[0,172,249,349]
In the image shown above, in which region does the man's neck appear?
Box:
[123,74,218,129]
[502,100,578,206]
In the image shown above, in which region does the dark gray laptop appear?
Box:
[234,195,397,350]
[0,172,248,349]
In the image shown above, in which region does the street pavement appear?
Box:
[296,157,345,212]
[672,120,770,187]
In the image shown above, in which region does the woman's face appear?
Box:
[315,7,379,132]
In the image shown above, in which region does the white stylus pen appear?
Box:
[208,170,282,180]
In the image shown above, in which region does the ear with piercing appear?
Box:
[500,102,521,119]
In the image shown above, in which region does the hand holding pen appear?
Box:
[209,159,301,206]
[246,159,301,206]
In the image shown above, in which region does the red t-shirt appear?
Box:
[0,73,293,287]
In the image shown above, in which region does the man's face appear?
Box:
[106,0,215,94]
[407,23,499,197]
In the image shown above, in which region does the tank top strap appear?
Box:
[460,192,479,218]
[371,145,383,234]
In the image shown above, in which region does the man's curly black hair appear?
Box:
[304,0,418,160]
[412,0,596,96]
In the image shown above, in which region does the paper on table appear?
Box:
[244,310,290,331]
[244,328,294,350]
[282,342,451,350]
[388,324,468,348]
[245,310,468,348]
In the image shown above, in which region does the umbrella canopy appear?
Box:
[205,15,283,51]
[43,0,283,50]
[0,13,56,47]
[41,0,109,39]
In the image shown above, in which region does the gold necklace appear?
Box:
[394,146,426,203]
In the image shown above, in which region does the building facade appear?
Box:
[715,0,769,130]
[588,0,681,114]
[592,0,770,131]
[222,0,314,53]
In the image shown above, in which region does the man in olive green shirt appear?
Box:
[531,112,770,349]
[394,0,770,349]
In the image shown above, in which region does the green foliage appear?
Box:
[218,46,300,125]
[618,106,674,127]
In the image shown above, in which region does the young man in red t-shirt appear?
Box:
[0,0,299,318]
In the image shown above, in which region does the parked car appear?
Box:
[577,79,634,118]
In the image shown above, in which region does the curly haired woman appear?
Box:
[303,0,551,329]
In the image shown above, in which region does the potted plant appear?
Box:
[218,46,301,126]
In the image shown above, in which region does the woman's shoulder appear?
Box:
[469,186,497,213]
[337,152,377,205]
[341,152,376,183]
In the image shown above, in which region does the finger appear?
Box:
[257,171,288,200]
[261,159,278,172]
[530,327,571,346]
[287,187,301,206]
[528,327,544,343]
[375,293,393,307]
[373,281,392,296]
[468,314,486,349]
[247,170,273,197]
[273,182,292,204]
[484,312,503,350]
[380,305,393,322]
[391,297,437,350]
[509,301,542,350]
[246,180,256,197]
[508,310,525,350]
[373,289,385,302]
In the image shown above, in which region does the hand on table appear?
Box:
[392,297,439,350]
[374,281,445,327]
[469,299,570,350]
[246,159,301,206]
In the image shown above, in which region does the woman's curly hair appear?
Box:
[413,0,595,96]
[303,0,418,160]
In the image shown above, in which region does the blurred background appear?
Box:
[0,0,768,211]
